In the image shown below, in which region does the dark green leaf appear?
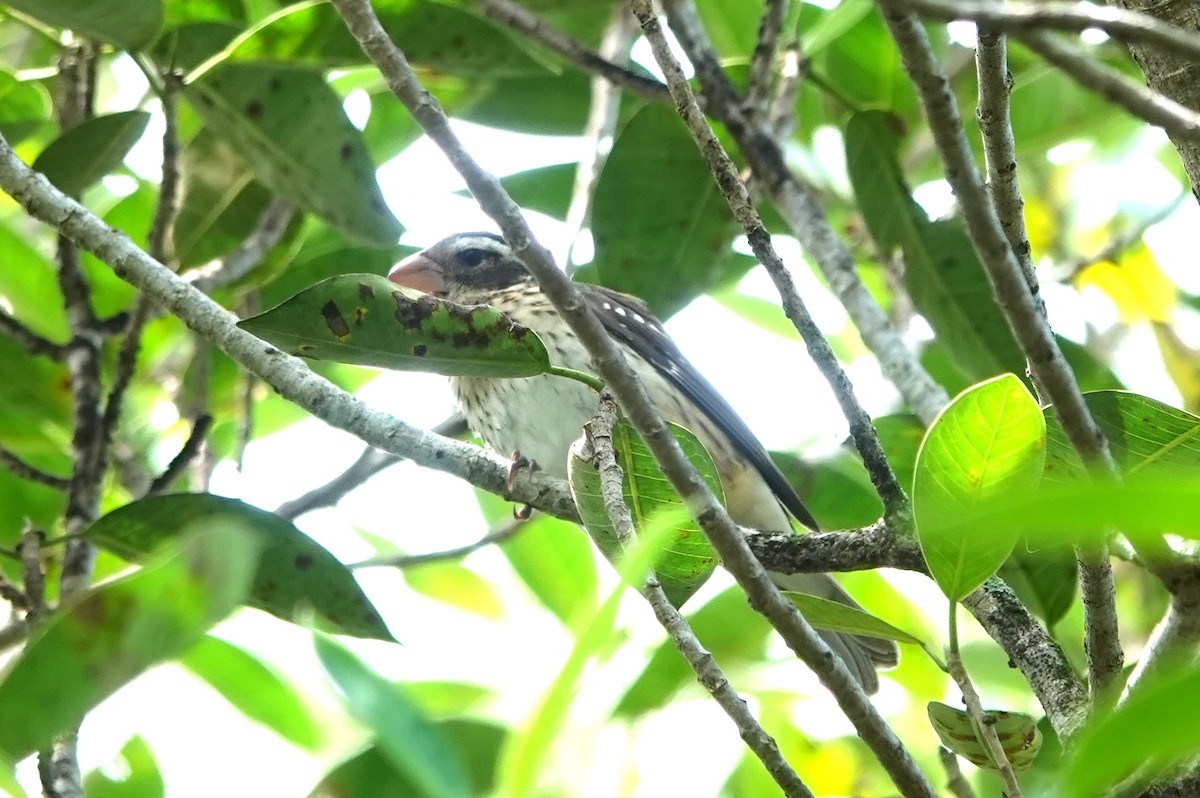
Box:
[315,636,470,798]
[311,721,503,798]
[999,549,1077,627]
[173,129,274,268]
[914,375,1046,600]
[185,63,401,245]
[458,163,577,222]
[592,105,740,317]
[0,522,258,758]
[567,416,720,607]
[4,0,162,48]
[83,736,164,798]
[845,111,1025,381]
[928,701,1042,773]
[784,593,925,645]
[33,111,151,196]
[240,273,552,378]
[86,493,393,641]
[771,450,883,531]
[181,635,322,749]
[216,1,548,76]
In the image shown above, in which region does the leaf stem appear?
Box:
[548,365,605,392]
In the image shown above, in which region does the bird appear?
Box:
[388,231,898,692]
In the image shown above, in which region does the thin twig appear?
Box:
[767,36,806,143]
[974,28,1039,309]
[661,0,949,428]
[644,0,909,528]
[876,2,1126,700]
[938,747,979,798]
[1016,28,1200,143]
[0,310,65,358]
[275,415,468,520]
[946,648,1024,797]
[354,518,527,569]
[323,0,936,792]
[583,393,814,798]
[182,198,294,293]
[564,4,636,267]
[472,0,669,102]
[0,445,70,489]
[146,415,213,495]
[745,0,788,114]
[901,0,1200,64]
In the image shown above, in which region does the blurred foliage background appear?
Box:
[0,0,1198,796]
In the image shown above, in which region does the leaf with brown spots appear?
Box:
[239,273,552,378]
[0,520,257,759]
[87,494,393,642]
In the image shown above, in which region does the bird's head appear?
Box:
[388,232,530,302]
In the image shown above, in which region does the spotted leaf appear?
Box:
[238,273,552,378]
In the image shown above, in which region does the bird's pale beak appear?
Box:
[388,252,446,295]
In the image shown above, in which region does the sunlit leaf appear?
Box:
[783,592,926,646]
[914,375,1046,600]
[404,562,505,620]
[239,273,552,377]
[83,736,164,798]
[87,494,393,641]
[0,522,258,758]
[1075,245,1175,323]
[567,415,720,607]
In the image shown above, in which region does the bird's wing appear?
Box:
[581,284,820,531]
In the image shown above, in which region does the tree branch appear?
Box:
[876,2,1126,702]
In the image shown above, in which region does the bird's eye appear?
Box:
[457,248,486,268]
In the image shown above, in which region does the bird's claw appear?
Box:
[508,451,537,519]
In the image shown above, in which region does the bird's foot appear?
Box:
[508,451,537,519]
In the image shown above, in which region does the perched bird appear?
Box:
[389,232,897,692]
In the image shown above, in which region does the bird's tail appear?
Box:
[767,571,899,694]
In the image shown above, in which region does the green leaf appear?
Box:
[928,701,1042,773]
[83,736,164,798]
[615,587,773,717]
[32,111,151,196]
[0,521,258,758]
[185,63,402,245]
[311,721,504,798]
[315,635,470,798]
[783,592,925,646]
[173,129,274,268]
[214,0,548,76]
[3,0,162,48]
[404,562,504,619]
[0,70,50,145]
[567,416,720,607]
[914,374,1046,601]
[180,635,322,750]
[999,549,1077,627]
[458,162,577,222]
[591,104,741,317]
[86,493,393,641]
[1065,664,1200,796]
[845,111,1025,381]
[1045,390,1200,482]
[240,273,552,378]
